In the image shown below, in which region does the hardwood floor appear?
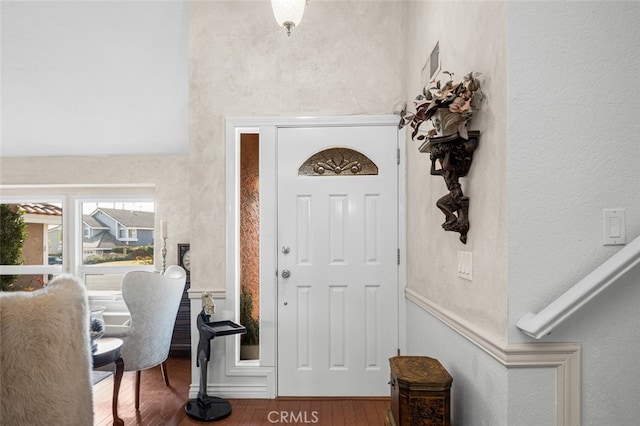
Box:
[93,356,390,425]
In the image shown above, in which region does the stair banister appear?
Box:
[516,234,640,339]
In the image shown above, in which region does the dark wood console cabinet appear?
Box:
[170,275,191,357]
[387,356,453,426]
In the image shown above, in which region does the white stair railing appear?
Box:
[516,234,640,339]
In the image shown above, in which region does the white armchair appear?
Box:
[103,265,187,410]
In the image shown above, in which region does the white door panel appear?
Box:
[277,125,398,396]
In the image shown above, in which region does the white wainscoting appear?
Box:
[187,289,275,399]
[185,286,580,418]
[406,288,581,426]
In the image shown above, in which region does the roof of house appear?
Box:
[83,230,124,250]
[83,215,109,229]
[93,208,154,229]
[18,203,62,216]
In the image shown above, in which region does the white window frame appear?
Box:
[75,192,155,293]
[0,192,66,277]
[0,185,156,292]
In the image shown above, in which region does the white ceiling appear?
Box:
[1,1,189,157]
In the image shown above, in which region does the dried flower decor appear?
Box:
[399,71,485,140]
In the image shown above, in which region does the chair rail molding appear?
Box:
[516,234,640,340]
[188,288,227,300]
[406,288,581,426]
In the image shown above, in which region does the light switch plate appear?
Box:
[603,209,626,245]
[457,251,472,281]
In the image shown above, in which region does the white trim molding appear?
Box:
[188,288,227,300]
[188,382,273,400]
[504,344,581,426]
[406,288,581,426]
[223,115,406,399]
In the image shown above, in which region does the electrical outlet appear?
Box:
[457,251,472,281]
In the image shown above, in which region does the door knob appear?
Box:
[281,246,290,254]
[281,269,291,278]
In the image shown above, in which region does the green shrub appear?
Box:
[112,245,153,257]
[0,205,26,291]
[84,252,132,264]
[85,245,153,265]
[240,286,259,345]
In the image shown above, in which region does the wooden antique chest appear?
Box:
[387,356,453,426]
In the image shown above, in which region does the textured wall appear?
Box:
[189,0,405,291]
[506,2,640,424]
[403,2,509,423]
[14,223,45,290]
[22,223,44,266]
[403,1,508,342]
[405,1,640,424]
[0,155,190,268]
[506,0,640,341]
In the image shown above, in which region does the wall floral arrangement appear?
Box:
[399,71,485,141]
[399,71,486,244]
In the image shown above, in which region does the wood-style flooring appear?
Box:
[93,356,390,425]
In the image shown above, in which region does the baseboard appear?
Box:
[405,288,581,426]
[189,383,271,399]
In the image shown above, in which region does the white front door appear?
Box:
[277,124,399,396]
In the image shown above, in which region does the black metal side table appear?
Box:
[185,309,246,422]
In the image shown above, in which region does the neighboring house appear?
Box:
[47,225,62,256]
[13,203,62,290]
[18,203,62,265]
[82,229,125,259]
[82,214,109,240]
[83,208,154,258]
[11,204,154,264]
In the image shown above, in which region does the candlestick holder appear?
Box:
[161,237,167,274]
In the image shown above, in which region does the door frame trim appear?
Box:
[225,116,407,398]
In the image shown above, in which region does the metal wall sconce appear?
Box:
[418,131,480,244]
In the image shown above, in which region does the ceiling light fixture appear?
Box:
[271,0,307,36]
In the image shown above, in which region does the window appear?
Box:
[0,186,156,296]
[239,133,260,361]
[117,227,137,241]
[80,199,155,294]
[0,201,63,291]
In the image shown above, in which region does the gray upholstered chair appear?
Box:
[103,265,186,409]
[0,275,94,426]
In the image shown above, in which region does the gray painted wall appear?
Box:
[507,2,640,424]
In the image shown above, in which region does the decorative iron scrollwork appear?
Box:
[298,148,378,176]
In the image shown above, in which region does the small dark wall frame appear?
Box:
[178,243,191,276]
[419,131,479,244]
